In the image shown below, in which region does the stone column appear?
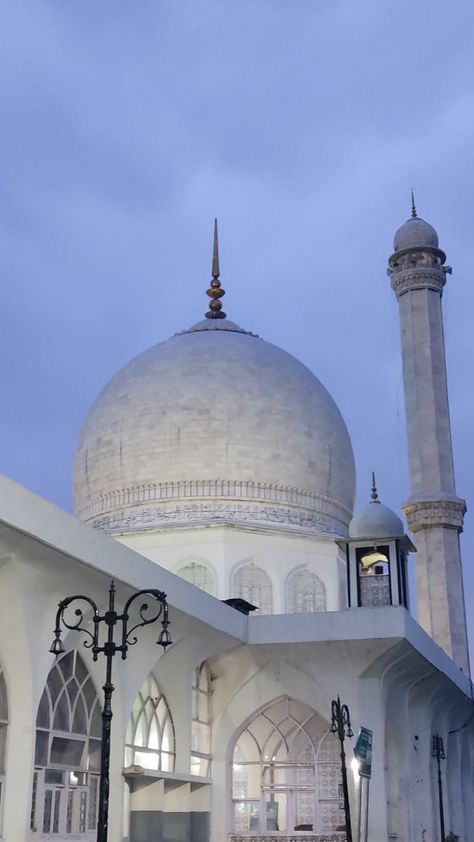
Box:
[389,219,470,674]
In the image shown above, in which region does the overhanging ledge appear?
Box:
[248,606,472,698]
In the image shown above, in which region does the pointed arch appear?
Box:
[232,563,273,614]
[230,697,343,834]
[125,674,175,772]
[287,568,326,613]
[30,650,101,836]
[191,662,212,776]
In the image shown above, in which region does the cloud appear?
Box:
[1,0,474,650]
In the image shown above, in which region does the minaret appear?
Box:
[388,196,470,672]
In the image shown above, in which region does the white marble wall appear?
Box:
[116,525,347,613]
[0,479,472,842]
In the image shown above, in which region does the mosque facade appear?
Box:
[0,207,472,842]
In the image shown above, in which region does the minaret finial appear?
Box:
[212,217,220,279]
[370,472,379,503]
[205,218,226,319]
[411,188,417,218]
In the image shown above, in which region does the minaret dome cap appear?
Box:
[349,501,404,540]
[349,475,404,539]
[393,216,439,253]
[393,192,440,253]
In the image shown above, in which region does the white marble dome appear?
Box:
[393,216,439,252]
[349,499,404,540]
[73,318,355,536]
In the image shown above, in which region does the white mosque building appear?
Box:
[0,206,472,842]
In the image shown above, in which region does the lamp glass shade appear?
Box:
[157,625,172,648]
[49,635,65,656]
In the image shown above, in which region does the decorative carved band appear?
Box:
[403,498,466,532]
[229,836,345,842]
[391,268,446,298]
[79,479,352,532]
[89,499,346,536]
[80,479,351,517]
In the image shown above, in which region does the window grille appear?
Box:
[177,562,216,595]
[125,675,175,772]
[232,564,273,614]
[287,569,326,613]
[231,697,342,835]
[30,650,101,837]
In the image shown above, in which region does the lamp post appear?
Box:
[432,734,446,842]
[49,579,172,842]
[331,696,354,842]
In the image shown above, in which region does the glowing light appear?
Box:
[351,758,360,777]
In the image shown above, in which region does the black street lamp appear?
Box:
[432,734,446,842]
[331,696,354,842]
[49,579,172,842]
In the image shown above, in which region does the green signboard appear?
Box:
[265,800,279,831]
[354,726,373,779]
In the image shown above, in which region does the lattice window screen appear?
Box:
[177,562,216,595]
[287,569,326,613]
[232,563,273,614]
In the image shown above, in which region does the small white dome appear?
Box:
[73,319,355,536]
[349,500,404,540]
[393,216,439,252]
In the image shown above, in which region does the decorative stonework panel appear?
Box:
[79,480,350,537]
[359,574,390,607]
[390,267,446,298]
[317,733,344,834]
[232,564,273,614]
[403,497,466,532]
[229,836,345,842]
[92,501,341,536]
[287,570,326,613]
[177,562,215,595]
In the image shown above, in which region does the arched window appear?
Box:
[125,675,175,772]
[287,569,327,613]
[231,697,343,835]
[232,564,273,614]
[177,562,215,595]
[0,669,8,832]
[191,663,212,777]
[30,650,101,836]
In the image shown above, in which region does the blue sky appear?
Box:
[1,0,474,654]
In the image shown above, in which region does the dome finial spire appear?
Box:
[212,217,220,279]
[371,471,380,503]
[411,188,417,218]
[205,218,226,319]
